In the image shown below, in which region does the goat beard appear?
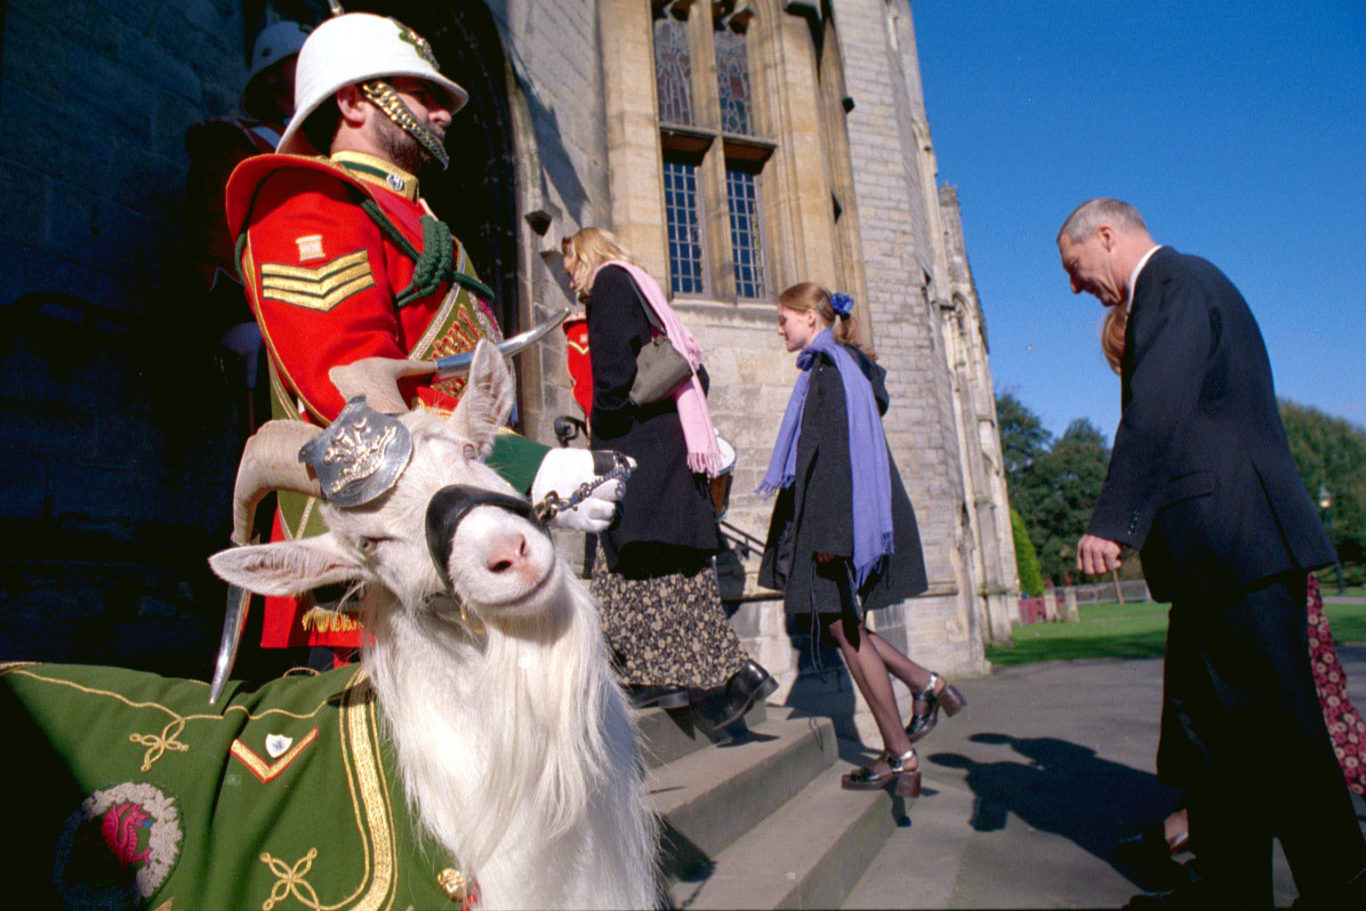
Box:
[360,574,650,907]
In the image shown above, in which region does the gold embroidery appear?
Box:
[261,250,374,311]
[230,727,319,783]
[261,250,368,280]
[263,262,370,296]
[261,848,323,911]
[130,715,190,772]
[3,667,336,775]
[340,675,399,911]
[301,606,362,634]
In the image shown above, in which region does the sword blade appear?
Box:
[208,583,251,705]
[433,308,570,379]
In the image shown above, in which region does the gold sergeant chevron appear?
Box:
[261,249,375,311]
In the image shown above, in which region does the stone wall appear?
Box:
[0,0,255,671]
[833,0,986,680]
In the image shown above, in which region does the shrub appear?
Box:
[1011,507,1045,597]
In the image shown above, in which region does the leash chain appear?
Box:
[533,454,633,524]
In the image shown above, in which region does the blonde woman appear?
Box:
[561,228,775,727]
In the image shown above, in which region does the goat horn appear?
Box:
[230,420,325,546]
[328,358,435,415]
[212,419,325,705]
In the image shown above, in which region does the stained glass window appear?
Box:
[726,168,765,298]
[664,160,705,294]
[654,15,693,126]
[714,24,753,135]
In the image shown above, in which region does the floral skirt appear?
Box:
[590,549,748,690]
[1307,573,1366,795]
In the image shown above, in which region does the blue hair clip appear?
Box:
[829,292,854,317]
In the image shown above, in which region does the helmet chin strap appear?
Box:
[361,80,450,170]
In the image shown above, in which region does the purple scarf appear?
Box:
[757,330,894,587]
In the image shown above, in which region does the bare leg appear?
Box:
[828,616,913,766]
[866,630,934,691]
[865,629,939,714]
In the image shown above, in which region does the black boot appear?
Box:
[627,683,690,709]
[705,660,778,730]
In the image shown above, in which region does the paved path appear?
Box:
[841,645,1366,909]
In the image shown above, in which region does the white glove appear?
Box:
[531,448,635,533]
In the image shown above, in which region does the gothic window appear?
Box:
[714,22,752,135]
[654,10,693,125]
[652,0,775,301]
[663,160,706,293]
[725,166,766,298]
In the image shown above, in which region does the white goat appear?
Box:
[206,340,657,908]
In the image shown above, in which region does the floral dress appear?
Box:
[1306,572,1366,795]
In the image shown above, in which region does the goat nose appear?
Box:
[485,533,529,575]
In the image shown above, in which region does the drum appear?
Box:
[709,434,737,521]
[562,312,592,419]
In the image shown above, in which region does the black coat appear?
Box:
[1086,247,1335,601]
[587,265,720,573]
[759,344,927,616]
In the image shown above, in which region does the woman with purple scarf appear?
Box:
[561,228,777,731]
[758,282,964,797]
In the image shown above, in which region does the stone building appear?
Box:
[0,0,1015,726]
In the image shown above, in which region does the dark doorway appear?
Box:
[357,0,520,334]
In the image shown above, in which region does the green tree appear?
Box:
[1011,507,1044,596]
[996,390,1052,494]
[1027,418,1112,583]
[1280,399,1366,575]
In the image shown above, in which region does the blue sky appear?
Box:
[910,1,1366,443]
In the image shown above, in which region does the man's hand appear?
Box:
[531,448,634,534]
[1076,534,1123,575]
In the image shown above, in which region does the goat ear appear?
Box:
[452,338,515,456]
[209,534,362,596]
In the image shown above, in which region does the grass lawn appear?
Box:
[985,598,1366,666]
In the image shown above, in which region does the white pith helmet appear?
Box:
[277,12,468,156]
[243,20,309,120]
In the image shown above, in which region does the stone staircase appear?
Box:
[639,699,910,909]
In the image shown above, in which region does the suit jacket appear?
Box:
[1086,247,1334,601]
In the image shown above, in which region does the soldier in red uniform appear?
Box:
[226,12,615,665]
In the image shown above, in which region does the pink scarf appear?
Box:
[593,260,722,477]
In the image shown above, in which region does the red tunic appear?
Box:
[226,151,504,649]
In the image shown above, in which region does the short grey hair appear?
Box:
[1058,198,1148,243]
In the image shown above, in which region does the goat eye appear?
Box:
[462,443,478,461]
[359,537,380,554]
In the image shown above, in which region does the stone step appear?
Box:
[666,760,904,909]
[649,705,837,879]
[637,699,768,770]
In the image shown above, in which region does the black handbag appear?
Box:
[628,285,694,406]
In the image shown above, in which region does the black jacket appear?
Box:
[759,344,927,615]
[1087,247,1334,601]
[587,265,720,573]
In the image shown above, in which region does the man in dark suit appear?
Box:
[1060,198,1366,908]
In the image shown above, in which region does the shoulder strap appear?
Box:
[615,267,664,335]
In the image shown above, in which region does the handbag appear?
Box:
[628,284,694,406]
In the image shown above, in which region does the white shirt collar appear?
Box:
[1125,244,1163,313]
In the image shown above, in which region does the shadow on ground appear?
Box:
[929,731,1189,893]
